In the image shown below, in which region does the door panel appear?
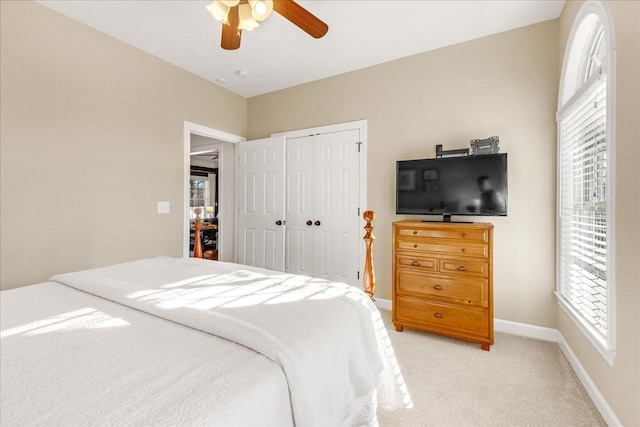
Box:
[237,136,286,271]
[284,136,315,276]
[313,130,361,286]
[242,228,256,266]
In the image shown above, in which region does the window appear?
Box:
[557,1,615,362]
[189,176,209,219]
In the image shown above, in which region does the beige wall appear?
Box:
[2,0,637,422]
[557,1,640,425]
[248,21,560,328]
[0,1,247,290]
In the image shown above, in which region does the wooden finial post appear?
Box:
[363,210,376,301]
[193,208,203,259]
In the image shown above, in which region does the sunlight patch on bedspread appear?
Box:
[1,307,129,338]
[125,270,366,310]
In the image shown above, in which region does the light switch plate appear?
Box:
[157,201,170,214]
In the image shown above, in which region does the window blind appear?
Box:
[559,76,608,340]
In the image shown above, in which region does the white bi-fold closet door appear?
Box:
[237,128,363,287]
[285,130,361,285]
[236,136,286,271]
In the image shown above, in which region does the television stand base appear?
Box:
[421,219,474,224]
[420,213,473,223]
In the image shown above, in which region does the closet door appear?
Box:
[237,136,286,271]
[284,136,315,276]
[313,130,361,286]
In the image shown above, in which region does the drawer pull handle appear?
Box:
[413,244,418,248]
[434,312,444,319]
[412,230,418,235]
[461,232,467,238]
[433,284,443,290]
[411,261,421,266]
[457,265,468,271]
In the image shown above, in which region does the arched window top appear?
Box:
[559,1,615,108]
[584,22,604,81]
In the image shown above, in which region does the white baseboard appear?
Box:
[374,297,392,310]
[494,318,558,341]
[556,333,622,427]
[377,298,619,425]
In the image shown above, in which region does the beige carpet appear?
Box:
[376,309,605,427]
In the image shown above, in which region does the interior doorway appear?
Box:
[183,121,245,262]
[189,140,219,260]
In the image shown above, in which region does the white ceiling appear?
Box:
[37,0,565,98]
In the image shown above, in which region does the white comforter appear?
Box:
[49,257,410,426]
[1,282,293,426]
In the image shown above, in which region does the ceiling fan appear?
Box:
[206,0,329,50]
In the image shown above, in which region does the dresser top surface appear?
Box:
[393,220,494,229]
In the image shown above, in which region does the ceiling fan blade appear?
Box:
[221,6,241,50]
[273,0,328,39]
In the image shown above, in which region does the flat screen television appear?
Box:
[396,153,507,221]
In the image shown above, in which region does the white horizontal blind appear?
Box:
[559,75,608,340]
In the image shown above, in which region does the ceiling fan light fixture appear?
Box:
[216,0,328,50]
[249,0,273,21]
[206,1,230,23]
[237,3,260,31]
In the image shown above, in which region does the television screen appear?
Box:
[396,154,508,216]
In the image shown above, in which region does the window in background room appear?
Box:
[557,1,615,362]
[190,176,209,219]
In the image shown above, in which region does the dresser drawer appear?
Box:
[396,296,489,337]
[397,227,489,243]
[396,271,488,306]
[396,255,437,272]
[440,258,489,277]
[397,241,488,258]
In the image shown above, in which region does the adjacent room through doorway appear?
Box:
[184,122,243,263]
[189,137,219,260]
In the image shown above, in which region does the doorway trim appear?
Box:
[183,121,245,259]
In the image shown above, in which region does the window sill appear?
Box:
[555,292,616,366]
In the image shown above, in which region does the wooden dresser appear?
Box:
[392,221,494,350]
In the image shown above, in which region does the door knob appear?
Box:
[306,220,313,226]
[314,221,321,226]
[275,220,283,226]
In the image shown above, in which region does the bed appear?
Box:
[1,253,411,425]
